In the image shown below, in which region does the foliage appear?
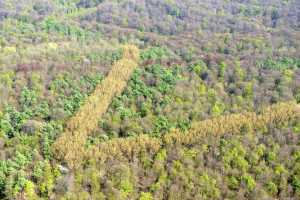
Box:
[0,0,300,199]
[257,57,300,70]
[53,45,139,169]
[78,103,300,199]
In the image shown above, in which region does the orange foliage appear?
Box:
[52,45,139,169]
[86,102,299,166]
[164,102,300,145]
[86,135,162,163]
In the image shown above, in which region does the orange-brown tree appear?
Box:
[53,45,140,169]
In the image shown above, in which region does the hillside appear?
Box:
[0,0,300,199]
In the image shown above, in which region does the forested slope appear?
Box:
[0,0,299,199]
[76,102,300,200]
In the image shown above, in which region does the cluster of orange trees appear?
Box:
[85,135,162,163]
[164,102,299,145]
[85,102,299,165]
[53,45,140,169]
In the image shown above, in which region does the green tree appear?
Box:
[241,174,256,191]
[218,62,227,78]
[198,173,220,200]
[139,192,153,200]
[265,181,278,196]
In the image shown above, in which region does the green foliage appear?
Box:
[218,62,227,78]
[266,151,277,163]
[41,122,63,159]
[0,161,7,197]
[177,119,191,132]
[0,106,29,138]
[101,64,181,138]
[257,57,300,70]
[50,74,102,118]
[141,47,169,61]
[33,161,55,197]
[227,176,239,190]
[266,181,278,196]
[0,151,33,197]
[152,116,172,137]
[291,162,300,196]
[292,175,300,195]
[139,192,153,200]
[274,164,287,176]
[87,49,122,65]
[12,151,31,169]
[155,149,167,162]
[241,174,256,191]
[243,82,253,99]
[24,180,38,200]
[42,17,94,40]
[234,61,245,81]
[221,139,250,172]
[35,101,51,119]
[211,101,225,117]
[120,179,134,199]
[198,173,220,200]
[198,83,207,96]
[5,170,28,199]
[0,71,15,87]
[51,77,86,116]
[189,60,207,75]
[20,87,38,115]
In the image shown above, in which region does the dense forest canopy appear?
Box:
[0,0,300,199]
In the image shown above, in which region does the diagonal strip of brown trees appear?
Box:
[52,45,139,169]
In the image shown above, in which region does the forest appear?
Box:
[0,0,300,199]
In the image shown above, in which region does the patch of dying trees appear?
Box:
[52,45,140,169]
[85,102,300,165]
